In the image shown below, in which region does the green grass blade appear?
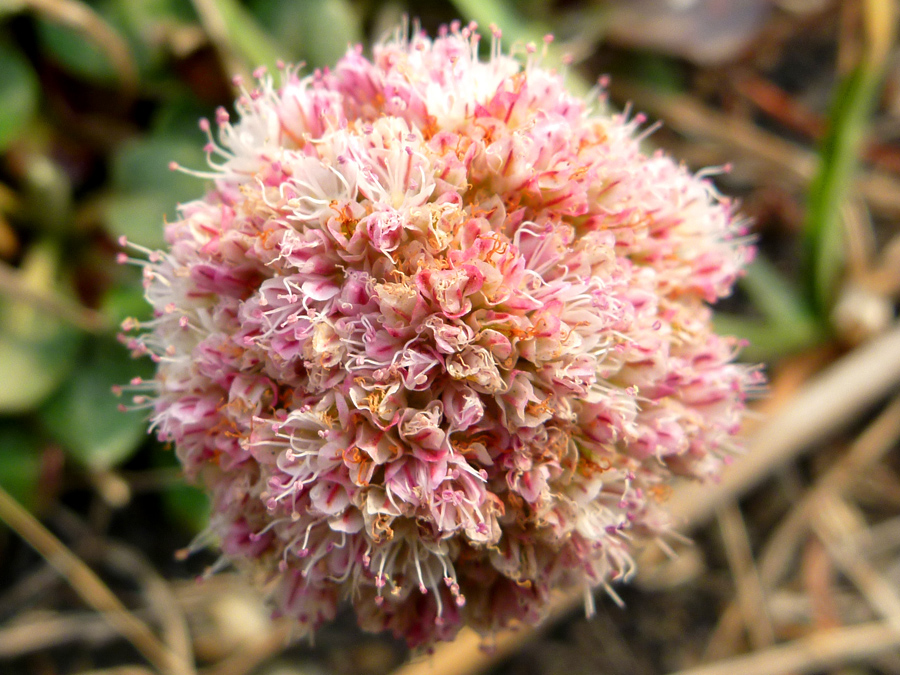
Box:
[804,0,896,318]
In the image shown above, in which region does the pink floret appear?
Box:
[124,24,758,648]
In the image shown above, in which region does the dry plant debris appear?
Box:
[0,1,899,674]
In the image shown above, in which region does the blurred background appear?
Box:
[1,0,899,674]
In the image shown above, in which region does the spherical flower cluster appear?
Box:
[122,23,759,647]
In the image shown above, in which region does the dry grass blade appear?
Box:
[104,543,197,675]
[667,621,900,675]
[0,564,60,616]
[716,503,774,649]
[701,603,745,663]
[863,0,897,67]
[0,610,126,657]
[755,392,900,590]
[391,626,527,675]
[703,393,900,661]
[857,513,900,557]
[392,588,586,675]
[812,496,900,631]
[0,484,194,675]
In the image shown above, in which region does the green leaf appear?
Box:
[0,424,42,510]
[0,326,81,413]
[0,244,82,414]
[152,96,214,139]
[107,0,192,76]
[449,0,548,49]
[213,0,285,73]
[39,339,153,471]
[35,0,174,81]
[111,137,207,199]
[628,52,684,95]
[36,10,119,82]
[717,256,823,361]
[714,315,822,362]
[0,1,26,18]
[163,482,210,534]
[104,134,208,248]
[104,192,169,250]
[250,0,362,67]
[153,446,210,534]
[741,256,819,331]
[112,0,197,29]
[22,154,73,236]
[0,42,39,151]
[101,276,153,328]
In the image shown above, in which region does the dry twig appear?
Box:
[704,393,900,658]
[0,610,134,657]
[667,621,900,675]
[755,392,900,590]
[0,484,194,675]
[716,503,774,649]
[105,543,197,675]
[812,496,900,630]
[76,668,156,675]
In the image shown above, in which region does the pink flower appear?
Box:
[121,22,760,648]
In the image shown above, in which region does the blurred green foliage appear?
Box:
[0,242,83,414]
[0,42,38,152]
[803,2,896,318]
[0,423,42,510]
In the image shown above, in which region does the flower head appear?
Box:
[122,22,759,647]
